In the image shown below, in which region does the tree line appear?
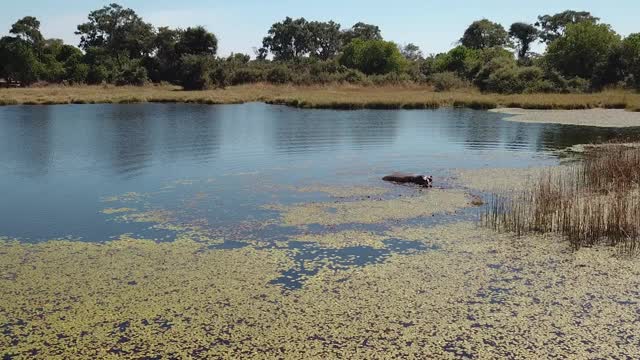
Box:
[1,4,639,93]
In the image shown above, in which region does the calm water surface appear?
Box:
[0,103,637,241]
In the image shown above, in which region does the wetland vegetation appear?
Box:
[2,3,640,359]
[484,143,640,254]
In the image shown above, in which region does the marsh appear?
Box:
[1,103,640,358]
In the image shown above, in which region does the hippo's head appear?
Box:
[422,175,433,187]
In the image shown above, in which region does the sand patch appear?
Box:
[492,108,640,128]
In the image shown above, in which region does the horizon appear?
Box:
[1,0,639,57]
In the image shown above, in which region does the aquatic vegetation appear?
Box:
[455,166,554,193]
[267,189,471,226]
[102,192,148,203]
[101,207,136,215]
[295,230,389,249]
[114,210,174,225]
[294,185,389,198]
[1,222,639,358]
[484,145,640,253]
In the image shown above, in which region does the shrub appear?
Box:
[340,69,366,83]
[429,72,468,92]
[339,39,406,75]
[473,56,517,91]
[266,65,290,84]
[116,62,148,86]
[66,63,89,84]
[87,65,110,84]
[179,54,216,90]
[231,68,263,85]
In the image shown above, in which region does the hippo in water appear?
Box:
[383,173,433,188]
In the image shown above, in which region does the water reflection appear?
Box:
[0,106,53,177]
[1,102,639,241]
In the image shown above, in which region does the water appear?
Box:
[0,102,637,242]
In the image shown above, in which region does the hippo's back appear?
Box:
[383,173,419,183]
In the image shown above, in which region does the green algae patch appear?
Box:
[101,192,149,203]
[0,236,294,359]
[114,209,174,225]
[1,222,640,358]
[101,207,136,215]
[267,189,471,226]
[454,166,556,193]
[294,185,389,198]
[296,230,389,249]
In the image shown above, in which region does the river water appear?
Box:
[0,103,635,242]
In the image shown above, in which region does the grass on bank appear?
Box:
[483,144,640,255]
[1,83,640,110]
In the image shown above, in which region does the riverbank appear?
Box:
[1,84,640,111]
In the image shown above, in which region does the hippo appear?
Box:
[383,173,433,188]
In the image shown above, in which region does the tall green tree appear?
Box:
[621,33,640,90]
[341,22,382,44]
[509,22,539,62]
[536,10,599,44]
[76,3,156,59]
[10,16,44,47]
[460,19,509,49]
[0,37,41,84]
[175,26,218,56]
[400,43,423,61]
[261,17,312,61]
[307,21,342,60]
[545,22,621,80]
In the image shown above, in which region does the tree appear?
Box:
[509,22,538,62]
[10,16,44,47]
[340,39,405,75]
[175,26,218,56]
[341,22,382,45]
[460,19,509,49]
[536,10,599,44]
[432,45,478,78]
[151,27,182,82]
[179,54,221,90]
[621,33,640,89]
[545,22,621,80]
[307,21,342,60]
[261,17,312,61]
[76,3,156,59]
[0,37,41,84]
[400,43,423,61]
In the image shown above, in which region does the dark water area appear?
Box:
[1,102,638,242]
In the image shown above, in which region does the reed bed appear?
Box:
[1,84,639,111]
[483,145,640,254]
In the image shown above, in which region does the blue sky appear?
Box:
[1,0,638,56]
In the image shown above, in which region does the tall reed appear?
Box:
[483,145,640,254]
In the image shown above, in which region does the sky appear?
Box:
[1,0,639,57]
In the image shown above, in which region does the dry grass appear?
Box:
[1,83,639,110]
[484,145,640,254]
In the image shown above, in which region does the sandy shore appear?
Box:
[492,108,640,128]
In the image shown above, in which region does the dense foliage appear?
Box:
[1,4,639,93]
